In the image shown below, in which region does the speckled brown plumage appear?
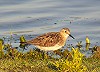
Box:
[27,32,66,46]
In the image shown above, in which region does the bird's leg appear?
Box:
[41,51,49,60]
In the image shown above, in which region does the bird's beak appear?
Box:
[69,34,75,39]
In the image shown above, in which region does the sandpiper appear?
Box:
[27,28,75,51]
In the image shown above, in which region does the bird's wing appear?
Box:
[27,32,62,47]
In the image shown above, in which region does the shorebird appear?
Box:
[27,28,75,51]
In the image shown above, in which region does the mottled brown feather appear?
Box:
[27,32,65,47]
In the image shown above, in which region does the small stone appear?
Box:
[54,23,57,24]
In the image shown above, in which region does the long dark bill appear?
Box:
[69,34,75,39]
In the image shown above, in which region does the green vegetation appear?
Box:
[0,46,100,72]
[50,48,87,72]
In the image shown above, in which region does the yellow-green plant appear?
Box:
[92,67,100,72]
[0,39,4,50]
[54,49,72,60]
[20,35,26,43]
[19,35,27,49]
[86,36,90,44]
[85,43,90,50]
[0,39,4,58]
[85,36,90,50]
[51,48,87,72]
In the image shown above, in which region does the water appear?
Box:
[0,0,100,56]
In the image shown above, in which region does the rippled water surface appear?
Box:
[0,0,100,55]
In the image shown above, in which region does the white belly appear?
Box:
[36,44,63,51]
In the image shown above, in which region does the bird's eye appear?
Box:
[65,31,66,33]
